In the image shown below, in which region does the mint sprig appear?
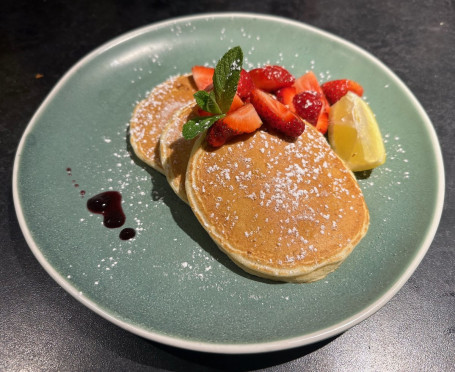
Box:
[182,46,243,140]
[193,90,222,114]
[213,47,243,113]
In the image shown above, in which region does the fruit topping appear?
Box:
[185,47,381,161]
[206,103,262,147]
[222,103,262,133]
[322,79,364,105]
[237,69,255,100]
[249,65,295,92]
[192,66,215,90]
[250,88,305,137]
[315,111,329,135]
[206,121,238,148]
[276,86,297,112]
[294,71,326,97]
[328,91,386,171]
[293,71,331,134]
[292,91,323,126]
[228,94,245,113]
[294,71,330,107]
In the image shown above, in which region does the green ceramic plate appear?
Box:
[13,13,444,353]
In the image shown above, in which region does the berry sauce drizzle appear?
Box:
[67,167,138,240]
[86,191,137,240]
[87,191,126,228]
[67,168,136,240]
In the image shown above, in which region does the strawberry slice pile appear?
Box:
[206,103,262,147]
[275,71,364,135]
[191,62,364,146]
[250,88,305,137]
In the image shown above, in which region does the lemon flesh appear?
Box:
[328,92,386,172]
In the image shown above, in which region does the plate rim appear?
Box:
[12,12,445,354]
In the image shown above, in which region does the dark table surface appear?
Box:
[2,0,454,371]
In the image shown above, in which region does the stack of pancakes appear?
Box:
[129,75,369,283]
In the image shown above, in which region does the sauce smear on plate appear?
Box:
[86,191,136,240]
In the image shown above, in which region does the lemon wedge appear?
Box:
[328,91,386,172]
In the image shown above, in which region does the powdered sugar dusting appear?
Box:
[359,133,411,202]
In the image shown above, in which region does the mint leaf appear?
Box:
[213,46,243,113]
[182,114,225,140]
[194,90,222,114]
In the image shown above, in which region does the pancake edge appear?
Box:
[159,102,196,204]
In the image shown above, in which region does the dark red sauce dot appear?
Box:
[70,169,136,238]
[87,191,126,228]
[119,228,136,240]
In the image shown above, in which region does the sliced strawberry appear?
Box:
[276,86,297,112]
[250,88,305,137]
[206,122,238,148]
[237,69,255,100]
[222,103,262,133]
[321,79,364,105]
[204,83,214,92]
[206,103,262,147]
[196,108,212,117]
[294,71,321,92]
[228,94,244,113]
[294,71,329,106]
[293,91,323,126]
[315,111,329,134]
[294,71,330,134]
[249,65,295,92]
[192,66,215,90]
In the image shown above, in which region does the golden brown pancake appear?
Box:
[129,74,197,173]
[185,125,369,282]
[159,103,199,203]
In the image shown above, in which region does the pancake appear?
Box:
[129,74,197,173]
[159,103,198,203]
[185,125,369,283]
